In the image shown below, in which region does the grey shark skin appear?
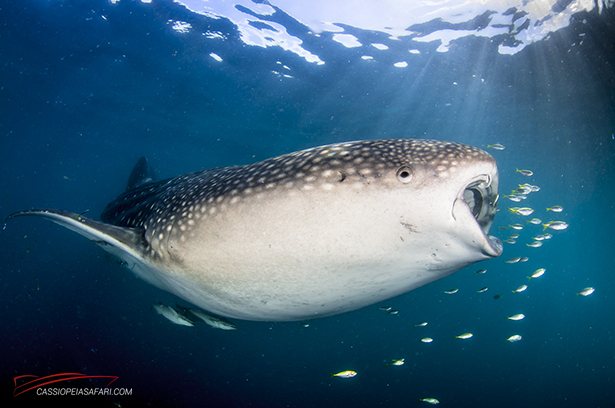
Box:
[7,139,502,321]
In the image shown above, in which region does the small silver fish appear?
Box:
[332,370,357,378]
[507,335,522,342]
[505,257,521,264]
[528,268,545,280]
[577,287,595,297]
[444,288,459,294]
[546,206,564,212]
[415,321,428,327]
[386,358,405,366]
[516,169,533,177]
[514,185,533,195]
[456,333,473,339]
[474,269,487,275]
[477,287,489,293]
[527,241,543,248]
[513,285,527,293]
[507,313,525,321]
[488,144,505,150]
[505,194,523,202]
[509,207,534,216]
[421,337,434,343]
[543,221,569,231]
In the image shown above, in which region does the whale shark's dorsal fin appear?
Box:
[126,156,156,191]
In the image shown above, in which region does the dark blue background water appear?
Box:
[1,0,614,407]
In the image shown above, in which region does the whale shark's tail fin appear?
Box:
[126,157,156,191]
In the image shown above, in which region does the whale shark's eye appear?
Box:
[396,166,413,183]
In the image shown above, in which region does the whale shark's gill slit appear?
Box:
[461,176,498,236]
[463,186,483,220]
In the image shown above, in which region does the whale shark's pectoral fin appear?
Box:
[6,209,147,262]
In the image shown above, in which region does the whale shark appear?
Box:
[7,139,502,321]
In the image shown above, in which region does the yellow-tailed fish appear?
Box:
[516,169,533,177]
[543,221,569,231]
[577,287,595,297]
[331,370,357,378]
[505,194,522,202]
[507,335,522,342]
[528,269,545,280]
[514,185,532,194]
[508,313,525,321]
[509,207,534,216]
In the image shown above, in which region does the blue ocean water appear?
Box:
[1,0,614,407]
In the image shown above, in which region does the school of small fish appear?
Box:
[326,144,594,405]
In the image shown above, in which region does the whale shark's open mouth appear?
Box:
[459,174,503,257]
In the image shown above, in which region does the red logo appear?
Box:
[13,373,118,397]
